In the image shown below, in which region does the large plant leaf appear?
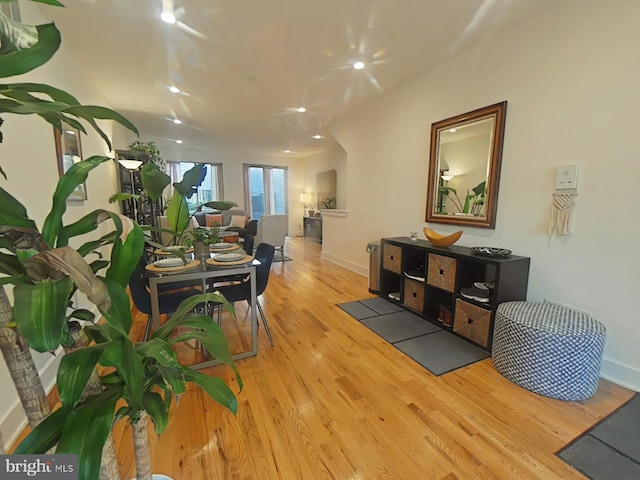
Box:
[66,105,138,137]
[156,365,186,395]
[182,368,238,415]
[0,19,60,78]
[135,337,180,370]
[102,339,145,413]
[142,391,169,434]
[472,181,486,196]
[0,251,23,276]
[98,278,131,337]
[0,82,80,105]
[173,163,206,197]
[76,232,117,257]
[25,247,110,311]
[57,343,109,407]
[41,156,112,247]
[172,329,242,392]
[141,161,170,201]
[165,189,190,234]
[13,276,73,351]
[152,292,235,339]
[57,209,111,246]
[106,222,144,288]
[0,185,37,229]
[169,313,241,390]
[57,388,121,480]
[203,201,238,211]
[14,405,72,454]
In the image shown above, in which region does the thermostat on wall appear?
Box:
[555,164,579,190]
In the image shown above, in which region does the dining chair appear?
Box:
[215,243,276,346]
[129,253,203,340]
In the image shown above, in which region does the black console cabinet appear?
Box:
[303,216,322,243]
[379,237,530,351]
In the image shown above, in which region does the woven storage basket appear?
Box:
[454,299,491,347]
[427,253,457,292]
[403,278,425,313]
[382,244,402,273]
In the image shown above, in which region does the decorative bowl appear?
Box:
[423,228,463,248]
[470,246,512,258]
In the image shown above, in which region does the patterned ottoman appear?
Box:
[492,302,606,401]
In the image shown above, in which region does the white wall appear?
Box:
[302,143,348,210]
[326,0,640,391]
[0,2,121,446]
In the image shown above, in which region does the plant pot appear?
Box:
[193,241,209,256]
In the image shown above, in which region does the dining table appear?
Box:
[146,246,258,368]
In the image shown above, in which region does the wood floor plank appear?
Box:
[109,237,634,479]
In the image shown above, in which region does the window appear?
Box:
[167,162,223,213]
[243,165,288,220]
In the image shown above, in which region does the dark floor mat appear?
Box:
[589,395,640,461]
[557,393,640,479]
[337,301,379,320]
[359,297,404,315]
[558,434,640,480]
[361,311,441,343]
[394,330,490,375]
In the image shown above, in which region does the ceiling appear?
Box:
[45,0,560,160]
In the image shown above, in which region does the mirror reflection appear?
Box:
[426,102,507,229]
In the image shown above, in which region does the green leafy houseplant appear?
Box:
[0,2,242,479]
[439,181,486,216]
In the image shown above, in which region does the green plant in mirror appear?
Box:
[439,181,486,216]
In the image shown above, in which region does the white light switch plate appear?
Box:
[555,164,579,190]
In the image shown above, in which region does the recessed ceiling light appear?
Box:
[285,149,292,153]
[169,86,180,94]
[312,134,322,139]
[173,118,182,125]
[353,61,365,70]
[449,128,457,133]
[160,11,176,24]
[176,139,183,144]
[296,107,306,113]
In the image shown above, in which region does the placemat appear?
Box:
[210,244,240,252]
[206,255,254,267]
[154,247,194,255]
[145,259,201,273]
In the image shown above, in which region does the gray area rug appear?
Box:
[338,299,489,376]
[558,394,640,479]
[272,252,292,262]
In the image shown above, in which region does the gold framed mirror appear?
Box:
[425,101,507,229]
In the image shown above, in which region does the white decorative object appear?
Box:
[549,192,578,236]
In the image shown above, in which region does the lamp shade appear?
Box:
[299,193,312,204]
[118,159,143,170]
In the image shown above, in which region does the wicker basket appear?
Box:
[382,244,402,273]
[427,253,457,292]
[403,278,425,313]
[454,299,491,347]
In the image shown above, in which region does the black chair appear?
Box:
[242,234,255,255]
[215,243,275,346]
[129,253,202,340]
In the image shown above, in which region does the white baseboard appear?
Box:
[320,251,368,277]
[1,347,63,448]
[600,357,640,393]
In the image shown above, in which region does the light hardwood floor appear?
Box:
[114,237,633,479]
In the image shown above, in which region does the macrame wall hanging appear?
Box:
[549,192,578,236]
